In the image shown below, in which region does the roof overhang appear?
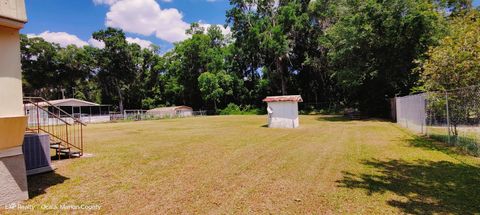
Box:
[25,99,107,107]
[0,15,26,29]
[263,95,303,103]
[0,0,28,30]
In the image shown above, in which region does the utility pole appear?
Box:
[72,87,76,98]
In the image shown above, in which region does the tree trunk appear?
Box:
[116,84,124,114]
[214,100,217,113]
[276,55,288,95]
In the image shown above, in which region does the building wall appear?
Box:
[25,107,111,125]
[267,102,300,128]
[176,110,193,117]
[0,1,29,206]
[0,150,28,205]
[147,109,193,118]
[0,25,23,117]
[0,0,27,23]
[150,110,175,118]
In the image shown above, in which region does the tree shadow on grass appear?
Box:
[428,134,480,156]
[316,115,388,122]
[27,171,69,198]
[407,134,478,158]
[317,115,353,122]
[337,159,480,214]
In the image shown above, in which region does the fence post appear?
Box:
[422,94,426,134]
[426,92,431,137]
[445,91,451,145]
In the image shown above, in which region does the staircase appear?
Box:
[23,97,86,159]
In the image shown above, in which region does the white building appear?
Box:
[25,98,112,124]
[146,106,193,118]
[263,95,303,128]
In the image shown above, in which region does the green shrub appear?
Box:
[219,103,264,115]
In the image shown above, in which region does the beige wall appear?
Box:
[0,25,24,117]
[0,0,29,206]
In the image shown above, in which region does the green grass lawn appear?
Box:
[7,115,480,214]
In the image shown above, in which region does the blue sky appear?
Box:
[22,0,232,51]
[22,0,480,52]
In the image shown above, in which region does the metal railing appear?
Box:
[23,97,86,159]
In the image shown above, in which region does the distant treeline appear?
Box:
[20,0,479,116]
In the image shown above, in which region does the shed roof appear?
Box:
[263,95,303,103]
[30,98,104,107]
[147,106,193,112]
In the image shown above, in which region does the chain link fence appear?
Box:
[395,86,480,156]
[395,93,427,133]
[109,110,207,121]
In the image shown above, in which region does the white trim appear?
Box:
[0,16,25,29]
[0,146,23,158]
[0,115,26,119]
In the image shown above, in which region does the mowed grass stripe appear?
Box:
[10,115,480,214]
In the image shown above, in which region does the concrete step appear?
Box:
[50,144,70,150]
[58,150,82,158]
[50,141,61,145]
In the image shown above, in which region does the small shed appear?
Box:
[263,95,303,128]
[146,106,193,118]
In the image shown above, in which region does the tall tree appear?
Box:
[92,28,137,112]
[418,10,480,136]
[227,0,341,107]
[227,0,306,95]
[163,23,238,109]
[21,35,60,98]
[419,10,480,90]
[324,0,447,115]
[21,35,94,99]
[199,71,235,111]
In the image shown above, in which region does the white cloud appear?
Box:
[126,37,153,49]
[27,30,158,50]
[88,37,105,48]
[104,0,189,43]
[27,31,88,47]
[96,0,230,43]
[198,22,231,36]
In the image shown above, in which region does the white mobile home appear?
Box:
[24,98,111,124]
[263,95,303,128]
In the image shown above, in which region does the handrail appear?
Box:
[24,97,87,126]
[37,127,83,151]
[25,100,72,125]
[23,96,86,158]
